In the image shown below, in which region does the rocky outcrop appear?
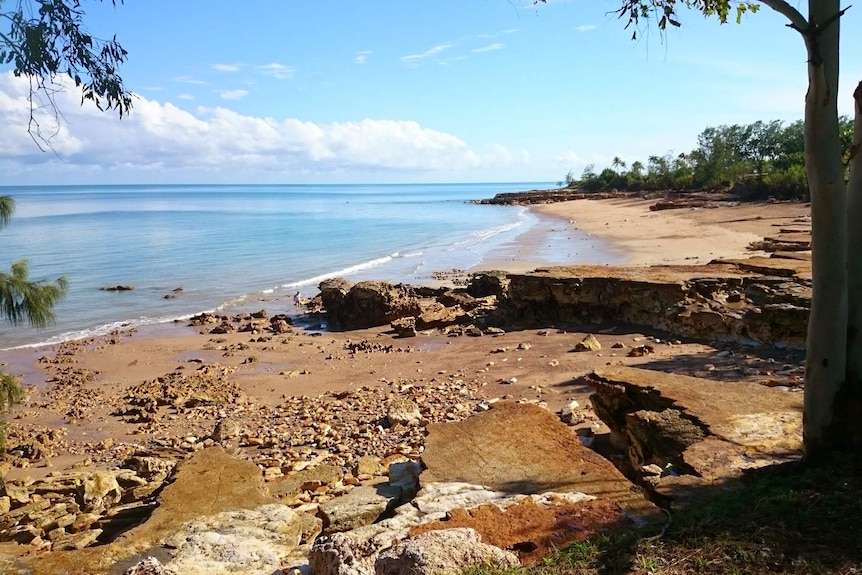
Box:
[586,366,803,507]
[475,188,641,205]
[319,279,422,330]
[19,448,303,575]
[499,260,811,348]
[319,480,402,533]
[0,456,176,552]
[466,271,510,299]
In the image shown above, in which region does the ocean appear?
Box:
[0,183,619,349]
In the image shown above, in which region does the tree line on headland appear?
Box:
[567,117,856,200]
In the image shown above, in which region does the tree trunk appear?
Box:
[841,80,862,450]
[802,0,849,459]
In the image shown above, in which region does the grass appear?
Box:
[465,455,862,575]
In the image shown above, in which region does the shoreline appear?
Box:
[2,196,809,355]
[1,199,610,352]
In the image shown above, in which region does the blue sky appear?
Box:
[1,0,860,184]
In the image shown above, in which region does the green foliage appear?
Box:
[0,259,68,328]
[561,116,845,199]
[0,0,132,146]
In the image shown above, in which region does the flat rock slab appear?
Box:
[319,480,402,533]
[409,497,631,565]
[711,257,811,280]
[420,402,657,520]
[588,366,803,486]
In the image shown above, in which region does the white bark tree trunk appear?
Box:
[841,80,862,449]
[802,0,848,458]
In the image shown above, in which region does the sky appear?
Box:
[1,0,861,185]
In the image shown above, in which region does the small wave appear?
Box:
[402,251,424,258]
[2,313,196,351]
[281,254,396,289]
[212,293,251,312]
[446,208,529,252]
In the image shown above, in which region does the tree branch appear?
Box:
[758,0,808,32]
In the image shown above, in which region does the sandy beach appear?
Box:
[0,196,810,481]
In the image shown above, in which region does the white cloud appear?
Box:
[576,24,597,32]
[256,63,295,79]
[177,93,194,100]
[172,76,208,86]
[401,43,454,67]
[212,63,243,72]
[0,72,518,181]
[478,28,518,39]
[354,51,372,65]
[555,150,583,167]
[472,43,503,53]
[219,89,249,100]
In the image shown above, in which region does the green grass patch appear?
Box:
[466,455,862,575]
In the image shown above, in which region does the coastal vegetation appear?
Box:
[571,117,855,201]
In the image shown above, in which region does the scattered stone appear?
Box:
[123,557,176,575]
[211,417,241,443]
[627,344,655,357]
[560,400,581,424]
[386,398,421,427]
[574,334,601,352]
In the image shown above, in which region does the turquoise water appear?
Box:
[0,183,617,348]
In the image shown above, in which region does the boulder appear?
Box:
[415,303,466,330]
[320,279,422,330]
[386,398,421,427]
[390,316,417,338]
[387,461,422,501]
[375,528,519,575]
[122,456,177,480]
[268,464,344,500]
[79,472,122,513]
[210,418,241,443]
[309,531,379,575]
[574,334,601,352]
[467,271,510,299]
